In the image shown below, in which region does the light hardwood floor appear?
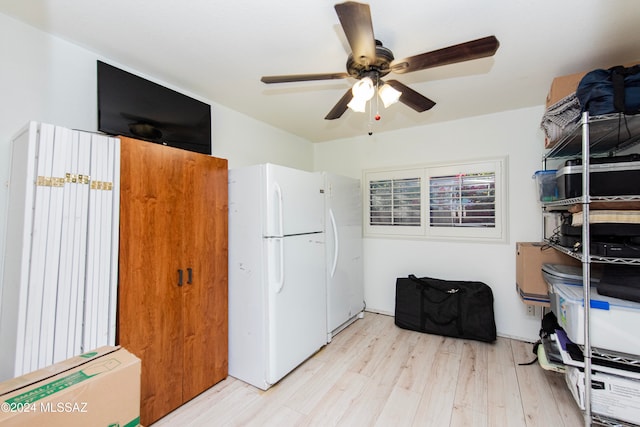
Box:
[151,312,584,427]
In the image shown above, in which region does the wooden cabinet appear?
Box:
[117,137,228,425]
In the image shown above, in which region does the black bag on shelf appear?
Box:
[576,65,640,115]
[394,274,497,343]
[597,265,640,303]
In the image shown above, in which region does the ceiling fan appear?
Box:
[260,1,500,120]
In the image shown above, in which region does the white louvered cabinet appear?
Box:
[0,121,120,381]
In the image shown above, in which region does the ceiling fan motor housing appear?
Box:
[346,40,394,80]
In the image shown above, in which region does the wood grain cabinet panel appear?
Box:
[117,137,228,425]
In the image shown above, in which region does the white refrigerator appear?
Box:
[228,163,327,390]
[323,172,365,341]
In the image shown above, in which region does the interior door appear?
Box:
[181,151,228,402]
[118,137,186,425]
[266,233,326,385]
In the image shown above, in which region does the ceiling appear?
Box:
[2,0,640,143]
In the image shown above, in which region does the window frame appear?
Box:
[364,168,425,237]
[363,157,508,243]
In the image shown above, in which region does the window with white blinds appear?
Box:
[429,172,496,228]
[364,157,507,242]
[369,177,421,226]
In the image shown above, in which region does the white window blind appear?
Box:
[364,157,507,242]
[369,177,421,226]
[429,172,496,228]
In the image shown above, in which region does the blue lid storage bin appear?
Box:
[551,283,640,355]
[533,170,558,202]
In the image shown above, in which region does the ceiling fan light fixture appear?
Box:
[351,77,375,101]
[378,83,402,108]
[347,96,368,113]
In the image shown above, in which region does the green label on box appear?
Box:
[80,351,98,359]
[123,417,141,427]
[4,370,94,405]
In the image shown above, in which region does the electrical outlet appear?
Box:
[526,305,537,317]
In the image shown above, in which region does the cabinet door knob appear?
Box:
[178,269,184,286]
[187,268,193,284]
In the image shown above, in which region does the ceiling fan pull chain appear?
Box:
[374,79,381,122]
[368,100,374,136]
[368,99,372,129]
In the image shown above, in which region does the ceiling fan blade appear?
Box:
[390,35,500,74]
[261,73,349,84]
[325,88,354,120]
[385,80,435,112]
[334,1,376,66]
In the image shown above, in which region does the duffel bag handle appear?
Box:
[610,65,626,113]
[409,274,464,336]
[409,274,461,294]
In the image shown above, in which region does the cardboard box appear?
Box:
[0,346,140,427]
[545,70,588,108]
[515,242,581,306]
[565,366,640,425]
[543,70,589,148]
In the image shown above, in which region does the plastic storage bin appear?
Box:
[542,263,596,287]
[542,263,600,316]
[533,170,558,201]
[551,283,640,355]
[556,160,640,199]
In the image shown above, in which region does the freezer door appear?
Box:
[324,173,364,335]
[265,233,326,385]
[263,164,324,237]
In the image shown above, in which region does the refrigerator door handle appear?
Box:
[275,238,285,293]
[329,209,339,278]
[274,182,284,237]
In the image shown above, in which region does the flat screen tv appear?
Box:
[97,60,212,155]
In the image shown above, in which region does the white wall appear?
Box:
[1,11,550,343]
[0,13,313,300]
[314,107,548,341]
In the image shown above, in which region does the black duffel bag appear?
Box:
[394,274,497,343]
[576,64,640,115]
